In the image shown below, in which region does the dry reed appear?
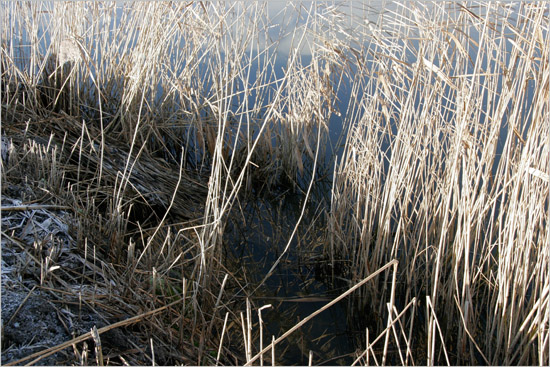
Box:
[327,1,549,365]
[1,1,548,366]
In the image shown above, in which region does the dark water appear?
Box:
[224,188,359,365]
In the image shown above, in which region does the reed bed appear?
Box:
[2,1,341,365]
[1,1,548,366]
[328,1,549,365]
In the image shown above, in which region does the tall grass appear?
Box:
[2,1,343,364]
[1,1,548,365]
[328,1,549,365]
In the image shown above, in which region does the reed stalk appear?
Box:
[328,1,549,364]
[1,1,548,365]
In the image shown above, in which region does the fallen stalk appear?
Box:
[244,259,399,366]
[0,204,72,212]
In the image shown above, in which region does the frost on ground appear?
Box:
[1,195,139,366]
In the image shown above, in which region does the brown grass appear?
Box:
[1,1,548,366]
[327,2,549,365]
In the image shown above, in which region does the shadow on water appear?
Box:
[223,187,362,365]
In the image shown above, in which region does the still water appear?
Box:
[224,189,358,365]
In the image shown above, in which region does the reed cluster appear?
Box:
[327,2,549,365]
[1,1,548,366]
[1,1,341,365]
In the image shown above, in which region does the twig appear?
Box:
[216,312,229,366]
[1,204,72,212]
[6,285,37,327]
[91,326,104,366]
